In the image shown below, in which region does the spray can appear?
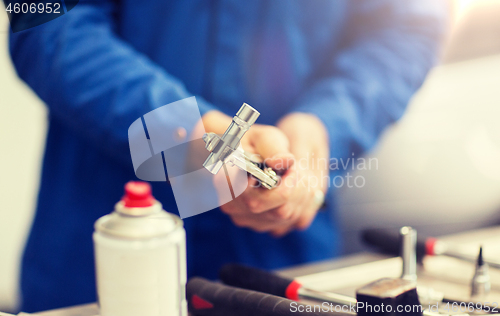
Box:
[93,181,187,316]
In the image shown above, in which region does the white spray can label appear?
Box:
[93,181,187,316]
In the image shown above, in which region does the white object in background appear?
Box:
[93,182,187,316]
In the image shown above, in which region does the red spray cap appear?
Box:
[122,181,155,207]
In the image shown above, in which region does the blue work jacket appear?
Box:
[9,0,447,312]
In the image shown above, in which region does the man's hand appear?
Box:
[214,117,297,234]
[272,112,330,236]
[195,110,329,237]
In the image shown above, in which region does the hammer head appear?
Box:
[356,278,422,316]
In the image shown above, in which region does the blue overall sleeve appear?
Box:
[9,0,214,168]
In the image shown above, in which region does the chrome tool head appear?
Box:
[202,103,279,190]
[400,226,417,282]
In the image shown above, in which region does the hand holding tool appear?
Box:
[202,103,279,189]
[186,277,345,316]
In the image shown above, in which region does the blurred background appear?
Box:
[1,0,500,312]
[337,0,500,252]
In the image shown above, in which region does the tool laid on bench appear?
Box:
[356,278,422,316]
[186,277,347,316]
[470,246,491,300]
[189,271,430,316]
[202,103,279,189]
[400,226,418,282]
[219,263,500,316]
[220,263,356,307]
[362,228,500,269]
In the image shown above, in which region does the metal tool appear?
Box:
[401,226,418,282]
[188,275,467,316]
[470,246,491,300]
[219,264,472,316]
[362,228,500,269]
[186,277,347,316]
[396,228,496,312]
[202,103,279,189]
[219,263,356,307]
[357,278,422,316]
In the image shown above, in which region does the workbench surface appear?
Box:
[17,226,500,316]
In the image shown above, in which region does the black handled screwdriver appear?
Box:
[219,264,356,307]
[186,277,347,316]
